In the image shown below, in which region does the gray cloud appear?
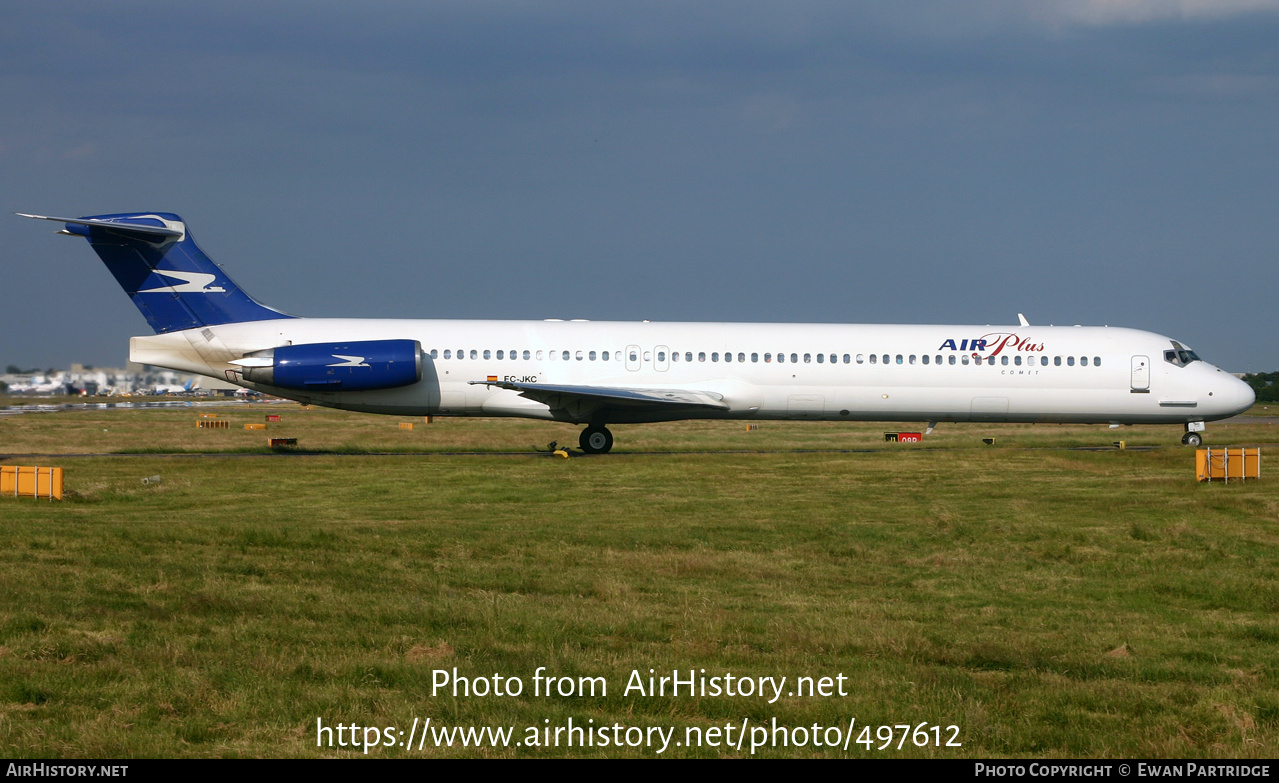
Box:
[3,2,1276,372]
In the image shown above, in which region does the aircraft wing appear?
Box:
[468,379,729,413]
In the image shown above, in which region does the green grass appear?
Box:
[0,406,1276,757]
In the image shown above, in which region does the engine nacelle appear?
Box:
[242,340,422,391]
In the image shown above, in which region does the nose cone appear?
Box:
[1232,376,1257,415]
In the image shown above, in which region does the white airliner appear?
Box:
[19,212,1255,452]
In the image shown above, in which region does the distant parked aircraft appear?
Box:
[152,378,199,395]
[8,376,67,395]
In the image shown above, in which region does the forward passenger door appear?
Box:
[1131,355,1149,392]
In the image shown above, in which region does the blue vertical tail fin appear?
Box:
[19,212,294,334]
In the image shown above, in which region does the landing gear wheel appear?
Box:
[1182,432,1203,447]
[580,426,614,454]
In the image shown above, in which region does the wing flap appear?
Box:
[469,380,729,411]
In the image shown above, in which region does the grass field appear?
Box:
[1,402,1276,757]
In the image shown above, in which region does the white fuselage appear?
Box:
[129,318,1255,426]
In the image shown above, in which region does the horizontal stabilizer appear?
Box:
[18,210,293,334]
[17,213,183,241]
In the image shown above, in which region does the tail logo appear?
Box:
[137,270,226,294]
[327,355,370,368]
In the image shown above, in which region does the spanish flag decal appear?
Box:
[487,375,498,382]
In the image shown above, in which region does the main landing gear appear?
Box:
[579,425,614,454]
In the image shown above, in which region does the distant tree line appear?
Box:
[1243,372,1279,404]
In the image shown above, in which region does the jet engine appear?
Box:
[237,340,421,391]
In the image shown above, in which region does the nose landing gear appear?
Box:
[579,425,614,454]
[1182,421,1205,447]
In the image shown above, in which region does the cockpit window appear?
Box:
[1164,344,1202,368]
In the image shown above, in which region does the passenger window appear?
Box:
[481,350,489,360]
[804,353,812,363]
[723,352,731,363]
[949,355,956,365]
[817,354,824,363]
[777,353,785,364]
[601,351,609,361]
[470,350,478,360]
[495,350,503,360]
[685,352,692,362]
[589,351,597,361]
[751,353,758,363]
[961,355,970,365]
[574,351,582,361]
[1015,356,1022,366]
[882,354,889,365]
[909,355,916,365]
[561,351,569,361]
[699,352,706,362]
[1067,356,1075,366]
[935,355,942,365]
[1094,356,1101,367]
[737,352,745,363]
[629,351,638,362]
[922,355,929,365]
[671,351,678,362]
[896,355,903,365]
[523,350,531,360]
[536,350,544,360]
[443,350,451,359]
[657,351,665,362]
[549,350,557,361]
[1054,356,1061,366]
[870,354,877,365]
[790,353,798,363]
[1001,356,1008,366]
[712,352,719,362]
[764,353,772,363]
[857,354,864,364]
[843,354,851,364]
[1080,356,1088,366]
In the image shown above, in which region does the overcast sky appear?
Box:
[3,1,1276,372]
